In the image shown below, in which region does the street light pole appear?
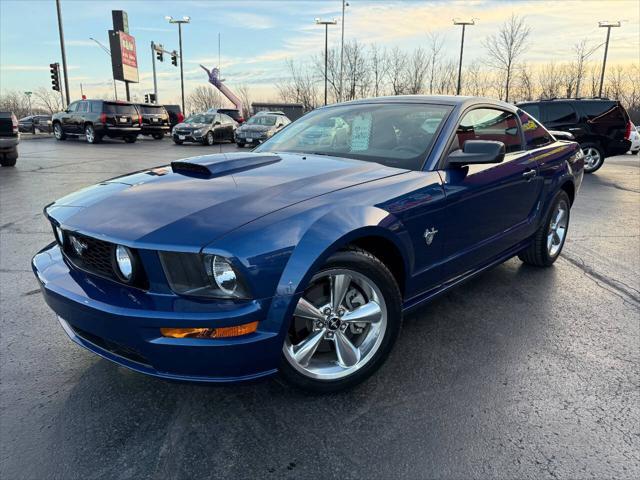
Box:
[151,41,159,103]
[453,18,475,96]
[598,21,621,98]
[339,1,349,102]
[89,37,117,100]
[316,18,337,106]
[166,16,190,114]
[55,0,70,105]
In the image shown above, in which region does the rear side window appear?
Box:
[544,103,578,124]
[90,101,102,113]
[581,102,626,124]
[519,110,553,149]
[104,103,137,115]
[77,102,88,113]
[456,108,522,153]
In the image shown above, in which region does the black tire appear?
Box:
[1,151,18,167]
[53,122,66,141]
[279,248,402,393]
[84,124,101,144]
[152,133,164,140]
[203,131,214,146]
[581,142,605,174]
[123,135,137,144]
[236,142,245,148]
[518,190,571,267]
[173,138,183,145]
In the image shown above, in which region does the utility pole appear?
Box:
[166,16,190,114]
[55,0,70,105]
[151,41,160,103]
[316,18,337,106]
[453,18,475,96]
[339,1,349,102]
[598,21,621,98]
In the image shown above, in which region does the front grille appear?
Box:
[60,230,148,289]
[174,129,191,135]
[72,325,151,367]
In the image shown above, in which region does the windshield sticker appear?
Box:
[350,114,372,151]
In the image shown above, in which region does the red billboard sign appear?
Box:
[109,30,139,83]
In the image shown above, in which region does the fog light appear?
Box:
[160,321,258,339]
[115,245,133,281]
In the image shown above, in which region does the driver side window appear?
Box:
[67,102,79,113]
[454,108,523,154]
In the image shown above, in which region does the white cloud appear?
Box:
[223,12,275,29]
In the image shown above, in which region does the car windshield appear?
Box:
[255,103,452,170]
[185,114,214,124]
[247,115,277,126]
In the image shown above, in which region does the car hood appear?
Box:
[46,152,407,251]
[174,122,208,130]
[238,125,272,133]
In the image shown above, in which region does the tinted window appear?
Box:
[139,105,165,114]
[580,101,616,118]
[90,101,102,113]
[519,110,553,149]
[77,102,88,113]
[219,113,234,124]
[544,103,577,124]
[455,108,522,153]
[256,103,452,170]
[520,104,540,120]
[67,102,79,112]
[580,101,625,124]
[248,115,277,126]
[103,103,137,114]
[185,114,215,123]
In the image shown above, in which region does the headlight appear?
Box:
[159,252,250,299]
[193,128,205,135]
[115,245,134,281]
[55,225,64,246]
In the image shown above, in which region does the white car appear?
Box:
[628,123,640,154]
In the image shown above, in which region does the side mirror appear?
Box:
[214,121,221,126]
[447,140,505,167]
[549,130,575,141]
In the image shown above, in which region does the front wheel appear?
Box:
[203,131,215,146]
[152,133,164,140]
[236,142,245,148]
[53,123,66,140]
[280,248,402,393]
[518,190,570,267]
[582,143,604,173]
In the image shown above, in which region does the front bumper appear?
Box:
[32,243,288,383]
[173,131,205,143]
[142,125,170,135]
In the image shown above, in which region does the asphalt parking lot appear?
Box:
[1,136,639,479]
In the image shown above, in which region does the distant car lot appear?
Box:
[0,138,638,479]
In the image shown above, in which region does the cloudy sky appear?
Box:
[1,0,638,106]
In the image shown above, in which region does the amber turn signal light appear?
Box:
[160,321,258,339]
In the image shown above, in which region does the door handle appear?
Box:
[522,169,536,180]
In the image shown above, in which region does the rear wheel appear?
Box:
[124,135,137,144]
[1,150,18,167]
[518,190,570,267]
[280,249,402,393]
[152,133,164,140]
[581,143,604,173]
[53,122,66,140]
[236,142,245,148]
[84,124,101,144]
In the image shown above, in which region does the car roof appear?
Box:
[518,98,616,105]
[325,95,517,111]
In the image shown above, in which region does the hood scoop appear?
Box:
[171,153,281,178]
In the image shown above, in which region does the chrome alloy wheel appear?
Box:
[53,123,63,139]
[283,268,388,380]
[582,147,601,171]
[85,125,94,143]
[206,131,214,145]
[547,198,569,257]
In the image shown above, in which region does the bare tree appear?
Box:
[186,85,224,114]
[404,47,428,94]
[0,91,30,118]
[483,14,532,102]
[235,84,252,118]
[465,61,491,97]
[387,47,408,95]
[369,44,388,97]
[571,40,602,98]
[276,59,320,111]
[538,62,564,99]
[425,32,444,94]
[33,87,63,114]
[513,63,535,102]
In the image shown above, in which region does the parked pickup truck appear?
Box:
[0,111,20,167]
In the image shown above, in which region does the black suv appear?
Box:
[136,104,170,140]
[0,111,19,167]
[52,100,142,144]
[518,98,632,173]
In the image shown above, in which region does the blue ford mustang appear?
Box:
[33,96,584,392]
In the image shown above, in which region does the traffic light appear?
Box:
[149,93,156,104]
[171,51,178,67]
[50,63,60,91]
[144,94,149,103]
[156,48,163,62]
